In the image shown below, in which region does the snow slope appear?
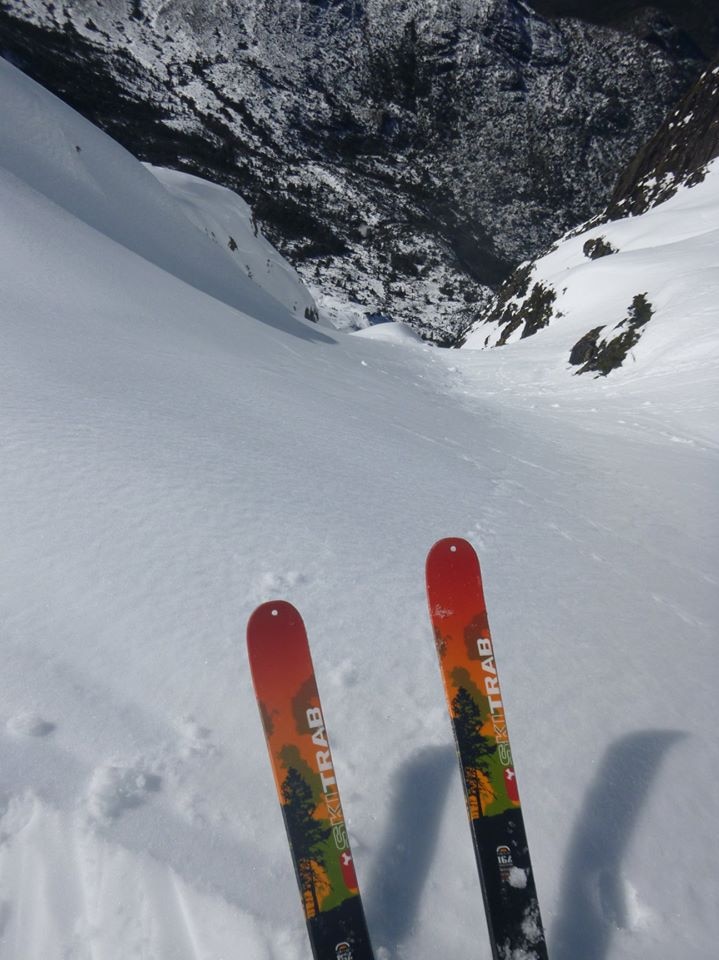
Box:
[463,156,719,445]
[1,60,718,960]
[144,164,318,325]
[0,57,315,327]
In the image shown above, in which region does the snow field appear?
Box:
[1,58,718,960]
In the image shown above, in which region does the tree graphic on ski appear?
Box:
[281,766,332,918]
[452,685,497,819]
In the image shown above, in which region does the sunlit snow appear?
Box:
[1,58,717,960]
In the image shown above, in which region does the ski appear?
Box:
[426,538,549,960]
[247,600,375,960]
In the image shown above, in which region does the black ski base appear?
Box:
[473,808,548,960]
[306,896,375,960]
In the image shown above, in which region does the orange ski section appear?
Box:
[426,538,520,818]
[247,601,359,918]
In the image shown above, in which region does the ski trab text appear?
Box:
[477,636,512,767]
[307,707,349,851]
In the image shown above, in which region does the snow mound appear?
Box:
[351,321,424,344]
[87,761,163,821]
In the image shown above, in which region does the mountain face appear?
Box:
[526,1,719,59]
[463,55,719,376]
[607,52,719,217]
[0,1,711,340]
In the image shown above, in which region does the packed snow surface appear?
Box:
[1,59,718,960]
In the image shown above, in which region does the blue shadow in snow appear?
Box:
[552,729,686,960]
[366,744,456,947]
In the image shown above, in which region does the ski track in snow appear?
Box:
[1,57,718,960]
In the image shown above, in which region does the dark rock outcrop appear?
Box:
[607,53,719,218]
[570,293,654,375]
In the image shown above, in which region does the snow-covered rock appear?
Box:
[464,155,719,381]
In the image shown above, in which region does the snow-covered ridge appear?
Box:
[0,57,316,329]
[463,155,719,403]
[464,55,719,381]
[607,53,719,218]
[144,165,319,325]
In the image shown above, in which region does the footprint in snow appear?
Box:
[177,715,218,758]
[0,791,38,843]
[6,712,56,737]
[253,570,307,602]
[87,761,162,821]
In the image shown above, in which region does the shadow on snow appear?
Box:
[552,729,687,960]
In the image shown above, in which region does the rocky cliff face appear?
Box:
[607,53,719,217]
[0,1,710,340]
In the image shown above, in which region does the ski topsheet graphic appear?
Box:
[247,601,375,960]
[426,538,549,960]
